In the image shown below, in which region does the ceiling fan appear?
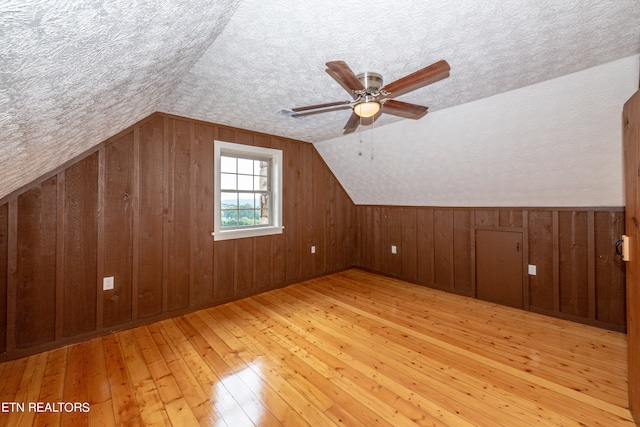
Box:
[289,59,450,134]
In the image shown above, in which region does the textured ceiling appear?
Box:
[1,0,640,201]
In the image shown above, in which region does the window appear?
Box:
[213,141,283,240]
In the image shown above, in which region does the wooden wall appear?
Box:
[354,206,626,331]
[0,111,627,360]
[0,113,356,361]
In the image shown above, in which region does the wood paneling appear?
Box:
[558,211,589,317]
[103,133,134,328]
[0,204,7,354]
[434,209,454,289]
[0,112,357,361]
[453,209,472,292]
[62,154,98,337]
[165,118,191,312]
[357,206,626,331]
[138,117,165,318]
[191,123,215,304]
[16,178,57,348]
[623,89,640,422]
[416,208,435,285]
[0,110,627,361]
[528,211,555,311]
[594,211,626,326]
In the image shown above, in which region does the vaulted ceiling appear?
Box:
[2,1,640,203]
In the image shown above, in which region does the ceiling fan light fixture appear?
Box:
[353,100,380,118]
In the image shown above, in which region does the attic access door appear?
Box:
[476,229,524,309]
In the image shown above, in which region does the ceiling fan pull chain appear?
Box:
[370,115,375,160]
[358,114,363,157]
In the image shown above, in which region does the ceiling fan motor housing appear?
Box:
[357,72,383,91]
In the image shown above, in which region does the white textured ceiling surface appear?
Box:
[163,0,640,143]
[0,0,240,199]
[1,0,640,203]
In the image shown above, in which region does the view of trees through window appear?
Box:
[220,155,270,228]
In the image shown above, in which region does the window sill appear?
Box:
[212,226,284,241]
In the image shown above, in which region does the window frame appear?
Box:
[213,140,283,241]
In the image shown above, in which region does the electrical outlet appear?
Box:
[103,276,114,291]
[528,265,537,276]
[391,245,397,254]
[311,246,316,254]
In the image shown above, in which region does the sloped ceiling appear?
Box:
[1,0,640,203]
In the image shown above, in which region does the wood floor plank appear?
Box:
[119,329,172,426]
[279,284,590,426]
[103,333,141,425]
[32,347,67,427]
[305,273,630,405]
[145,322,224,426]
[0,269,634,426]
[3,352,48,427]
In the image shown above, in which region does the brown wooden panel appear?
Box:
[324,166,339,272]
[214,240,235,300]
[623,89,640,421]
[453,210,472,292]
[0,203,8,353]
[558,211,589,318]
[475,210,496,227]
[594,211,626,326]
[312,150,327,276]
[401,208,417,282]
[282,139,300,282]
[191,122,215,305]
[16,178,57,348]
[63,154,98,337]
[234,238,254,295]
[434,209,454,288]
[236,130,254,146]
[166,119,191,312]
[217,127,236,143]
[528,211,554,310]
[334,177,351,270]
[416,208,434,285]
[137,116,164,318]
[299,144,314,278]
[386,208,402,277]
[103,133,134,328]
[253,236,272,290]
[270,137,287,286]
[499,210,524,228]
[373,207,386,273]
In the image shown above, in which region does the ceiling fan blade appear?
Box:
[383,60,450,98]
[292,100,352,112]
[326,61,365,92]
[326,68,358,97]
[343,112,360,134]
[382,100,428,119]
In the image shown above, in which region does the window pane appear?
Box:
[238,174,253,191]
[238,158,253,174]
[221,173,237,190]
[221,192,238,208]
[254,176,268,191]
[222,209,238,227]
[221,156,236,173]
[259,207,269,225]
[256,160,269,176]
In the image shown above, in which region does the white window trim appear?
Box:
[212,140,283,241]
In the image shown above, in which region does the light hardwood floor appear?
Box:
[0,269,634,426]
